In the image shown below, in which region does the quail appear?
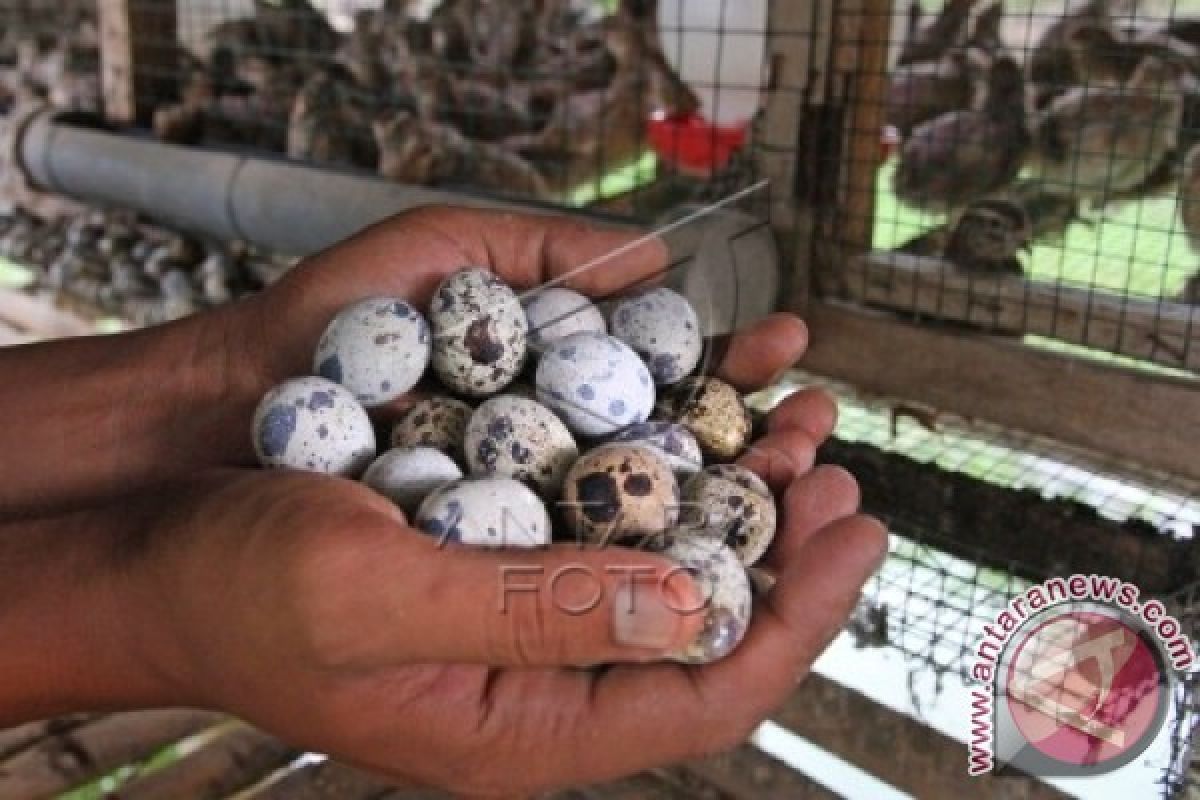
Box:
[894,56,1031,211]
[1032,55,1183,204]
[504,16,698,177]
[943,196,1032,275]
[885,47,990,137]
[287,69,377,168]
[896,0,984,67]
[373,111,550,198]
[1028,0,1125,108]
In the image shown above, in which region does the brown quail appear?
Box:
[894,57,1030,211]
[1032,56,1183,204]
[943,196,1031,275]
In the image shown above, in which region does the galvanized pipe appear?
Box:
[14,110,779,332]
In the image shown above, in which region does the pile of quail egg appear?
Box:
[252,268,776,665]
[0,207,290,324]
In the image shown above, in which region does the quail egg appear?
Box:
[391,396,472,459]
[362,447,464,513]
[429,268,527,397]
[313,296,431,407]
[464,395,578,498]
[658,377,751,461]
[252,377,376,477]
[536,332,655,437]
[609,288,703,385]
[416,478,550,548]
[523,287,607,351]
[610,421,703,480]
[684,464,778,566]
[655,535,752,664]
[560,444,679,545]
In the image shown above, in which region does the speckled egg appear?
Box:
[611,421,703,480]
[313,296,431,407]
[609,288,703,385]
[657,377,751,461]
[464,395,578,498]
[416,478,550,548]
[252,377,376,477]
[391,396,472,459]
[536,332,655,437]
[362,447,464,513]
[684,464,777,566]
[429,268,527,397]
[559,444,679,545]
[656,535,752,664]
[523,287,607,351]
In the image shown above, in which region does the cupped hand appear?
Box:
[117,384,884,798]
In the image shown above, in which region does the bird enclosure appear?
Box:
[0,0,1198,799]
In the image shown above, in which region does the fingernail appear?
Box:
[612,574,699,651]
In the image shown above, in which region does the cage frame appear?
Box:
[763,0,1200,484]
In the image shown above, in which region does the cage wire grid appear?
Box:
[0,0,1199,796]
[827,0,1200,375]
[757,370,1200,796]
[110,0,790,220]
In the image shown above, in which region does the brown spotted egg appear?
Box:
[313,296,430,407]
[560,444,679,545]
[656,535,752,664]
[391,396,472,460]
[684,464,777,566]
[609,288,703,385]
[252,377,376,477]
[464,395,578,498]
[429,268,527,397]
[657,377,751,461]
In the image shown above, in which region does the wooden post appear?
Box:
[755,0,835,313]
[828,0,891,279]
[98,0,179,127]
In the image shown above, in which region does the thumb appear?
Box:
[401,543,708,667]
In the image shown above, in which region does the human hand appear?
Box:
[106,385,884,798]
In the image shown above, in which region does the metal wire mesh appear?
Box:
[0,0,1198,795]
[761,370,1200,797]
[828,0,1200,374]
[69,0,780,222]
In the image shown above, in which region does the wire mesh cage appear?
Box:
[788,368,1200,797]
[826,0,1200,374]
[84,0,778,217]
[0,1,1197,798]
